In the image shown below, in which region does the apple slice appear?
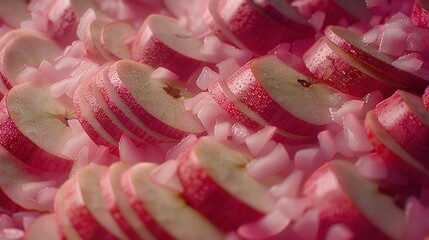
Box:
[365,110,429,186]
[131,14,214,79]
[0,30,62,90]
[412,0,429,29]
[0,0,31,28]
[64,165,129,239]
[83,18,116,62]
[100,161,155,240]
[73,82,119,153]
[83,72,150,148]
[0,146,47,211]
[304,160,405,240]
[0,81,73,172]
[304,37,404,98]
[101,21,135,60]
[122,162,225,239]
[375,90,429,168]
[225,55,352,135]
[208,78,312,144]
[25,214,61,240]
[108,60,205,140]
[325,26,429,93]
[94,64,175,144]
[208,0,313,54]
[177,137,274,231]
[54,179,83,240]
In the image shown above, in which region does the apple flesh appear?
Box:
[303,37,404,98]
[177,137,274,231]
[64,165,129,239]
[0,30,62,91]
[325,26,429,94]
[304,160,405,240]
[365,110,429,186]
[107,60,206,140]
[131,14,214,79]
[83,18,116,63]
[122,162,225,239]
[412,0,429,29]
[375,90,429,168]
[25,214,61,240]
[100,161,155,240]
[101,21,136,60]
[225,55,352,135]
[0,81,73,172]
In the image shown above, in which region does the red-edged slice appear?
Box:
[304,37,404,98]
[325,26,429,93]
[0,30,62,90]
[131,14,214,79]
[122,162,225,239]
[225,55,352,135]
[101,21,135,60]
[100,161,155,240]
[64,165,128,240]
[108,60,205,140]
[83,18,115,62]
[412,0,429,29]
[365,110,429,186]
[0,81,73,172]
[177,137,274,231]
[375,90,429,168]
[25,214,61,240]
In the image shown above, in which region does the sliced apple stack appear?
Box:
[0,30,62,93]
[177,137,274,231]
[365,90,429,186]
[304,36,405,98]
[324,26,429,94]
[0,81,74,172]
[131,14,216,79]
[207,0,314,54]
[304,160,405,240]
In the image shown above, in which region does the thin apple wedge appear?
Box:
[0,0,31,28]
[365,110,429,186]
[83,18,116,62]
[108,60,205,140]
[177,137,274,231]
[0,81,73,172]
[304,160,405,240]
[304,37,404,98]
[412,0,429,29]
[225,55,352,135]
[94,65,174,144]
[25,214,61,240]
[101,21,135,60]
[100,161,155,240]
[325,26,429,93]
[122,162,225,239]
[131,14,214,79]
[0,31,62,90]
[375,90,429,168]
[64,165,129,240]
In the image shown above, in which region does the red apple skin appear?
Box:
[365,110,429,186]
[0,98,72,172]
[176,140,265,232]
[412,0,429,29]
[94,67,170,145]
[375,90,429,168]
[121,167,176,240]
[304,162,390,240]
[47,0,78,46]
[324,26,429,94]
[303,37,402,98]
[424,90,429,109]
[210,0,313,55]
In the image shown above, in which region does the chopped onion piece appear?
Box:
[355,153,388,180]
[237,210,290,240]
[247,143,290,180]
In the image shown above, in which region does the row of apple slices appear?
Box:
[208,55,353,144]
[25,137,274,240]
[365,90,429,187]
[304,25,429,98]
[73,60,205,154]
